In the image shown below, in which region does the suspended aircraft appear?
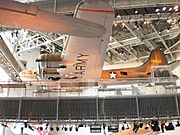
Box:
[19,0,115,82]
[101,48,168,79]
[17,0,179,87]
[20,48,178,80]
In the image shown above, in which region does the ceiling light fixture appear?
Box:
[134,25,139,29]
[162,7,167,11]
[144,20,150,24]
[169,7,173,11]
[135,10,138,14]
[107,51,112,57]
[157,12,161,15]
[134,22,139,29]
[155,8,160,12]
[174,5,178,10]
[167,19,172,23]
[175,8,179,12]
[117,15,121,18]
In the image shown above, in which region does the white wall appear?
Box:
[19,48,40,70]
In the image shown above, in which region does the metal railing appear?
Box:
[0,94,179,123]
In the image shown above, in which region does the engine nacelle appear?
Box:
[36,54,63,62]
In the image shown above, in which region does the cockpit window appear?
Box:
[120,72,128,75]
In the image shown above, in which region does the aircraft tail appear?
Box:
[142,48,168,72]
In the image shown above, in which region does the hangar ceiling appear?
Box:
[0,0,180,79]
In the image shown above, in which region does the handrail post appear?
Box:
[175,94,179,116]
[136,96,140,118]
[56,97,59,121]
[18,98,22,120]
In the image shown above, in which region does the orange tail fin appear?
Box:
[142,48,168,72]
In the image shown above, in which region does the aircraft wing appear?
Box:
[60,1,114,81]
[0,0,106,38]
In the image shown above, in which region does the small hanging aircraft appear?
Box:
[101,48,168,79]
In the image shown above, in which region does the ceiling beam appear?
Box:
[165,40,180,53]
[124,22,155,51]
[111,0,179,9]
[145,27,180,41]
[108,37,139,61]
[150,23,174,60]
[116,12,179,22]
